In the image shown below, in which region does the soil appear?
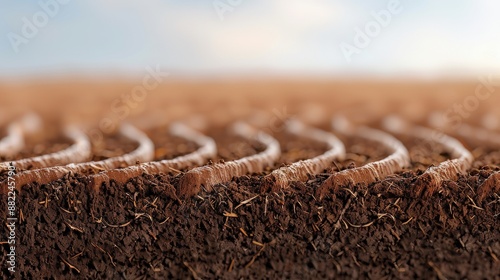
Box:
[146,127,198,162]
[209,128,266,163]
[90,133,138,162]
[1,122,499,279]
[0,132,72,164]
[333,136,392,173]
[1,80,500,279]
[272,132,329,168]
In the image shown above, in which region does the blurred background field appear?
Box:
[1,79,498,127]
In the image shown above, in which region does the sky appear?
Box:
[0,0,499,78]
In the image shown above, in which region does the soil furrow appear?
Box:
[178,122,281,197]
[0,126,91,172]
[1,124,153,191]
[264,120,345,191]
[317,118,410,198]
[0,113,41,158]
[90,122,216,190]
[383,116,473,197]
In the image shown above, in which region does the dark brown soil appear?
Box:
[1,122,499,279]
[91,133,139,162]
[0,132,72,163]
[1,168,498,279]
[397,134,451,172]
[146,127,198,161]
[333,136,392,173]
[0,131,140,183]
[213,134,265,163]
[272,132,329,168]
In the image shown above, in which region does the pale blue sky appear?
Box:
[0,0,499,78]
